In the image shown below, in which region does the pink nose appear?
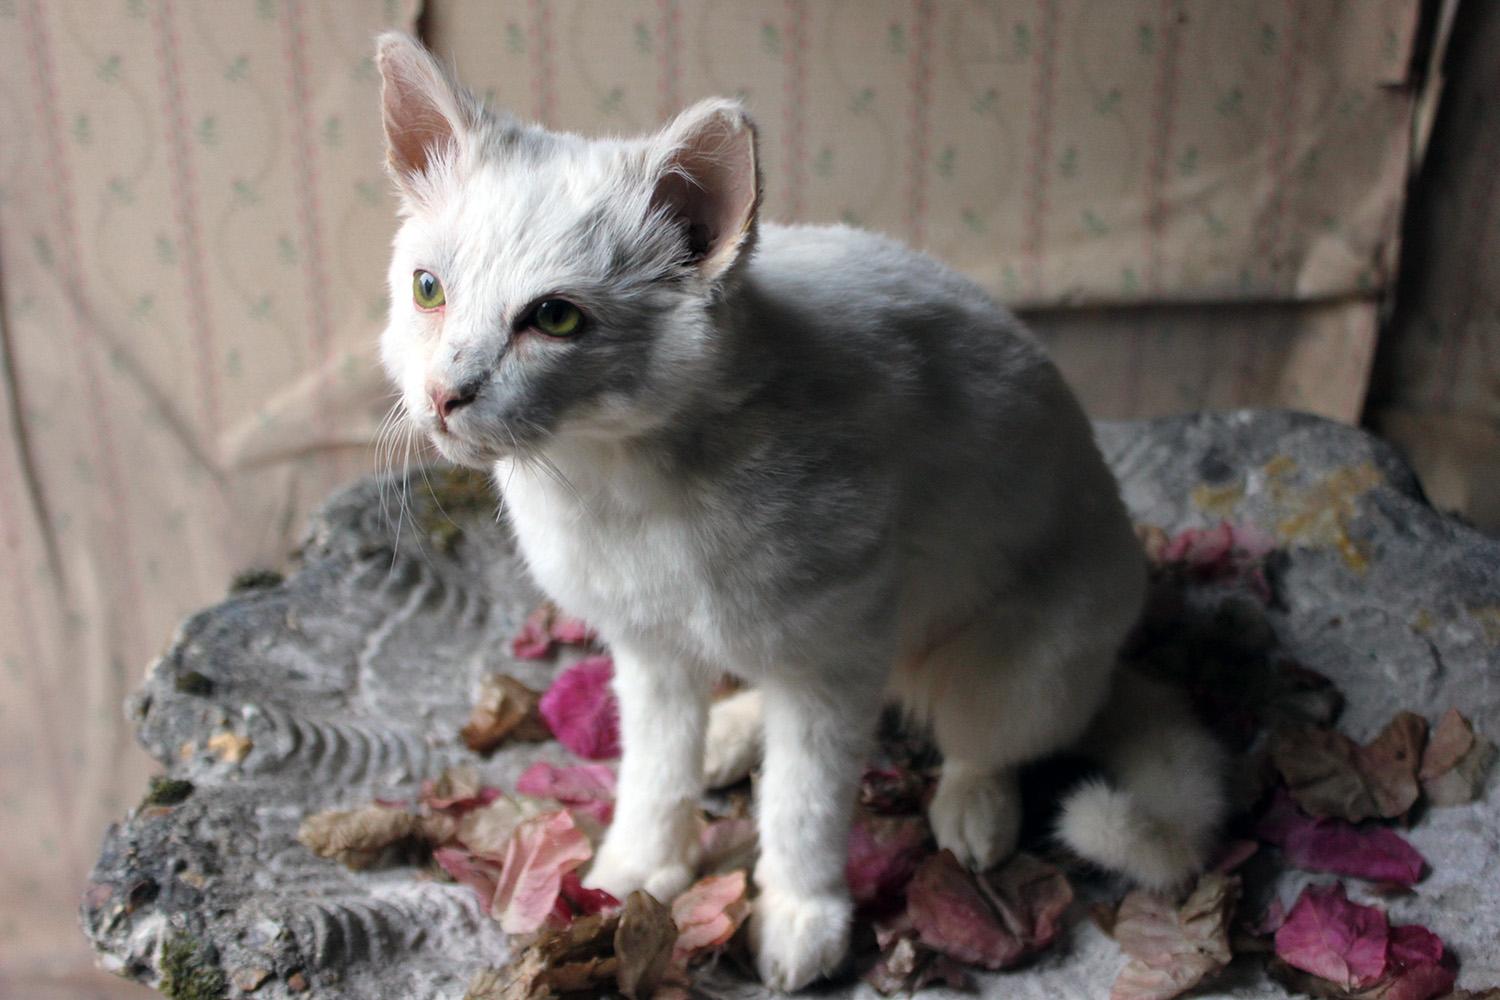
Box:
[427,378,477,427]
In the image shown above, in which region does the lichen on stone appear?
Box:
[159,934,227,1000]
[141,776,195,808]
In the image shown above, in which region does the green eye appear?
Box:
[413,270,445,309]
[533,299,583,336]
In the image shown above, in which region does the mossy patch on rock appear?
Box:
[159,935,227,1000]
[141,776,195,808]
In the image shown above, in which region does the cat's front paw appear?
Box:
[749,885,851,992]
[929,765,1022,871]
[582,841,696,902]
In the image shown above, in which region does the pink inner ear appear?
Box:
[378,39,464,180]
[653,112,758,279]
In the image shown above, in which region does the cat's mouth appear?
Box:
[426,421,506,469]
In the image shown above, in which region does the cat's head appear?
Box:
[375,33,760,468]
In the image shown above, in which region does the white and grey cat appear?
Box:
[376,34,1226,991]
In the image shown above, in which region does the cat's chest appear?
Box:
[497,460,731,652]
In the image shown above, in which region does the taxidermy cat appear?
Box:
[375,33,1226,991]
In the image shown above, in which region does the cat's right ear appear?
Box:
[375,33,481,196]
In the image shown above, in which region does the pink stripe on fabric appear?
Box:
[1144,0,1184,296]
[19,0,144,636]
[152,0,221,436]
[1022,0,1060,299]
[657,0,682,123]
[281,0,336,461]
[905,0,935,246]
[782,0,808,220]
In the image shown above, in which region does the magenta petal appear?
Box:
[1257,789,1425,886]
[516,761,617,803]
[538,656,621,760]
[845,814,929,913]
[1274,884,1390,990]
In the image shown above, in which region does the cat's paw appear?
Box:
[749,885,852,992]
[929,766,1022,871]
[582,842,696,902]
[704,688,763,788]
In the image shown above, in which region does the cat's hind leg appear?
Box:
[891,612,1115,871]
[703,687,762,788]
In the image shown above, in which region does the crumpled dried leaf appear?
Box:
[671,870,751,965]
[846,813,929,915]
[422,765,503,813]
[1109,873,1239,1000]
[1272,713,1428,822]
[1275,884,1392,990]
[298,806,452,869]
[512,602,598,661]
[613,890,677,999]
[864,931,974,996]
[538,656,621,761]
[491,810,595,934]
[462,675,551,754]
[1255,791,1426,886]
[468,911,622,1000]
[516,762,616,824]
[1419,708,1498,808]
[454,798,535,856]
[906,850,1073,970]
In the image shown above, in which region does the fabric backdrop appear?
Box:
[0,1,1452,995]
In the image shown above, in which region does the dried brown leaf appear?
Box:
[613,891,677,999]
[463,675,551,754]
[906,850,1072,971]
[297,807,433,870]
[1272,712,1427,822]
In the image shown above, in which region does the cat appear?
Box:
[375,33,1226,991]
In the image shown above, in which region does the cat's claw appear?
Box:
[928,766,1022,871]
[750,886,852,992]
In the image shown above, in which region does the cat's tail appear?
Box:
[1054,671,1227,890]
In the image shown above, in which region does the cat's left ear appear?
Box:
[651,98,761,283]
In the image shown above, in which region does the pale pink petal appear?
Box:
[538,656,621,760]
[490,810,595,935]
[434,847,502,916]
[671,870,751,964]
[1274,883,1390,989]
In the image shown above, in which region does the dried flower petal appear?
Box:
[906,850,1072,970]
[1256,790,1425,886]
[1274,884,1390,990]
[516,762,616,824]
[845,813,929,915]
[671,870,751,964]
[1419,708,1498,808]
[511,602,598,660]
[1272,712,1427,822]
[436,847,503,915]
[422,765,503,814]
[491,810,595,935]
[1109,873,1239,1000]
[462,675,550,754]
[539,656,621,760]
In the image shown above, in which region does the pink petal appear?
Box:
[434,847,502,916]
[549,613,597,647]
[490,810,594,935]
[846,814,930,914]
[553,870,619,926]
[511,605,556,660]
[1274,884,1390,990]
[671,870,751,964]
[1257,791,1426,886]
[538,656,621,760]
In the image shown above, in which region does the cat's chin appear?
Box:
[427,431,505,469]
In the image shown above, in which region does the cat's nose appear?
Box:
[427,378,478,428]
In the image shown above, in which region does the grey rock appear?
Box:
[83,412,1500,998]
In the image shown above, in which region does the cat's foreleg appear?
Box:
[750,674,881,991]
[582,641,710,902]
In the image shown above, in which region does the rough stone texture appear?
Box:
[83,411,1500,998]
